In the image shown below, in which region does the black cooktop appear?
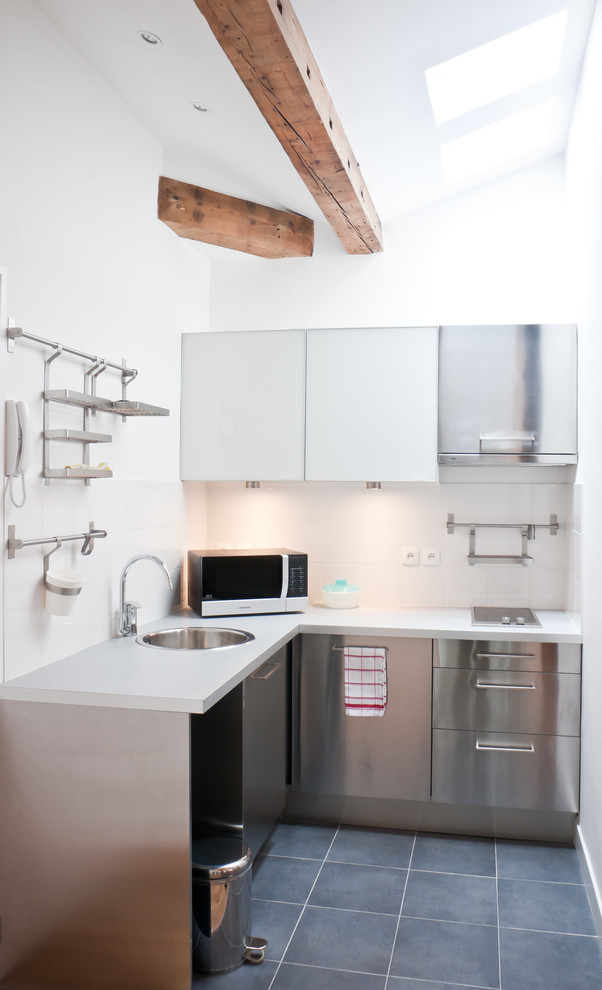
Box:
[471,606,541,627]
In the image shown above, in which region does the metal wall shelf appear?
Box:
[43,389,113,410]
[8,326,169,483]
[44,429,112,443]
[43,390,169,417]
[44,467,113,480]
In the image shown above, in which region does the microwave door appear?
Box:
[281,554,289,599]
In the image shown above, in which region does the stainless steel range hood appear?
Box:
[438,324,577,465]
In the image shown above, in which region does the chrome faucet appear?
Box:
[119,554,173,637]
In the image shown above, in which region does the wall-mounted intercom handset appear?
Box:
[5,399,32,507]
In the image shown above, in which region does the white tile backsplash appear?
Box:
[201,481,571,610]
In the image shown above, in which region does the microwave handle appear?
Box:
[281,554,289,599]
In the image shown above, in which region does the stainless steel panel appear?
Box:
[243,650,287,857]
[0,701,191,990]
[434,639,581,674]
[438,324,577,463]
[190,647,287,860]
[433,668,581,736]
[432,729,580,812]
[293,634,432,801]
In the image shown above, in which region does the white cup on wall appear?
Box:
[45,568,84,616]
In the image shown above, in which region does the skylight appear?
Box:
[425,10,568,124]
[439,101,555,183]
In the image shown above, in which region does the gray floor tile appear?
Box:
[390,917,499,988]
[252,855,321,903]
[387,980,492,989]
[500,927,602,990]
[498,877,597,935]
[192,959,278,988]
[309,861,406,915]
[327,826,415,869]
[402,869,497,926]
[262,823,337,860]
[284,904,398,974]
[251,899,304,960]
[272,962,386,989]
[411,832,496,877]
[496,838,584,883]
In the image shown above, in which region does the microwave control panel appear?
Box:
[288,554,308,598]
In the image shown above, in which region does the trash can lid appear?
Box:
[192,837,252,879]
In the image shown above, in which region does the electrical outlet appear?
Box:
[402,547,420,566]
[423,548,440,566]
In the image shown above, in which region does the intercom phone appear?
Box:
[5,399,32,507]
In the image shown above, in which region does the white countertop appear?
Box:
[0,605,581,715]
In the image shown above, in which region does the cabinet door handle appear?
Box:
[250,661,280,681]
[476,653,536,660]
[475,681,535,690]
[476,740,535,753]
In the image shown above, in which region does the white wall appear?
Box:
[209,156,573,331]
[0,1,209,680]
[566,0,602,913]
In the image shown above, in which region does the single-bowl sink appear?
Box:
[136,626,254,650]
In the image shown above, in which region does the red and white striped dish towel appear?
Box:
[343,646,388,717]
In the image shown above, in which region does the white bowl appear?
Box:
[322,588,360,609]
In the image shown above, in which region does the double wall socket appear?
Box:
[402,547,441,566]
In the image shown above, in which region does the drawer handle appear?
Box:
[476,653,536,660]
[475,681,535,690]
[476,741,535,753]
[250,661,280,681]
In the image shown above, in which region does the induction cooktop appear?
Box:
[471,606,541,627]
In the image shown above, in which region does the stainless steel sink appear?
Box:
[136,627,254,650]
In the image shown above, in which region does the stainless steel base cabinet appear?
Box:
[431,639,581,813]
[292,634,432,801]
[190,646,288,858]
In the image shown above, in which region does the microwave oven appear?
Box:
[187,548,308,617]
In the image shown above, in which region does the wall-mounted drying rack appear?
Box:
[7,521,107,561]
[446,513,559,566]
[7,326,169,484]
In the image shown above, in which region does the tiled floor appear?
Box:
[192,823,602,990]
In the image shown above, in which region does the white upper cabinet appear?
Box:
[305,327,438,481]
[180,330,306,481]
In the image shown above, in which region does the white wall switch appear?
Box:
[423,548,440,566]
[402,547,420,566]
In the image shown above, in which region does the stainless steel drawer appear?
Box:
[432,729,580,812]
[433,668,581,736]
[435,640,581,674]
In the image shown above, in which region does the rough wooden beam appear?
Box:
[158,176,314,259]
[191,0,384,255]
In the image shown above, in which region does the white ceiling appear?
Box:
[37,0,595,234]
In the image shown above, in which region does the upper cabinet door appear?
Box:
[180,330,305,481]
[438,324,578,465]
[305,327,438,481]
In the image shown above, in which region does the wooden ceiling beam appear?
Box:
[191,0,384,255]
[158,176,314,259]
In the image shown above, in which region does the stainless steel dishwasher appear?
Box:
[292,634,432,801]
